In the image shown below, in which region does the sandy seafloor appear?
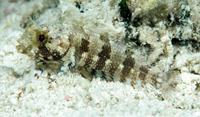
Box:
[0,0,200,116]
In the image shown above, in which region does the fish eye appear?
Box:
[35,31,48,46]
[38,34,46,42]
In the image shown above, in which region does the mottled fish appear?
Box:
[17,24,165,87]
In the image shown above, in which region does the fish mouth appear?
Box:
[16,44,34,57]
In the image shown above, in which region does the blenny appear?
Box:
[17,24,165,87]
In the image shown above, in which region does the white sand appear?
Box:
[0,0,200,116]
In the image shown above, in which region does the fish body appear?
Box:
[17,24,163,87]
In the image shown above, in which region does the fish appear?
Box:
[17,23,168,88]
